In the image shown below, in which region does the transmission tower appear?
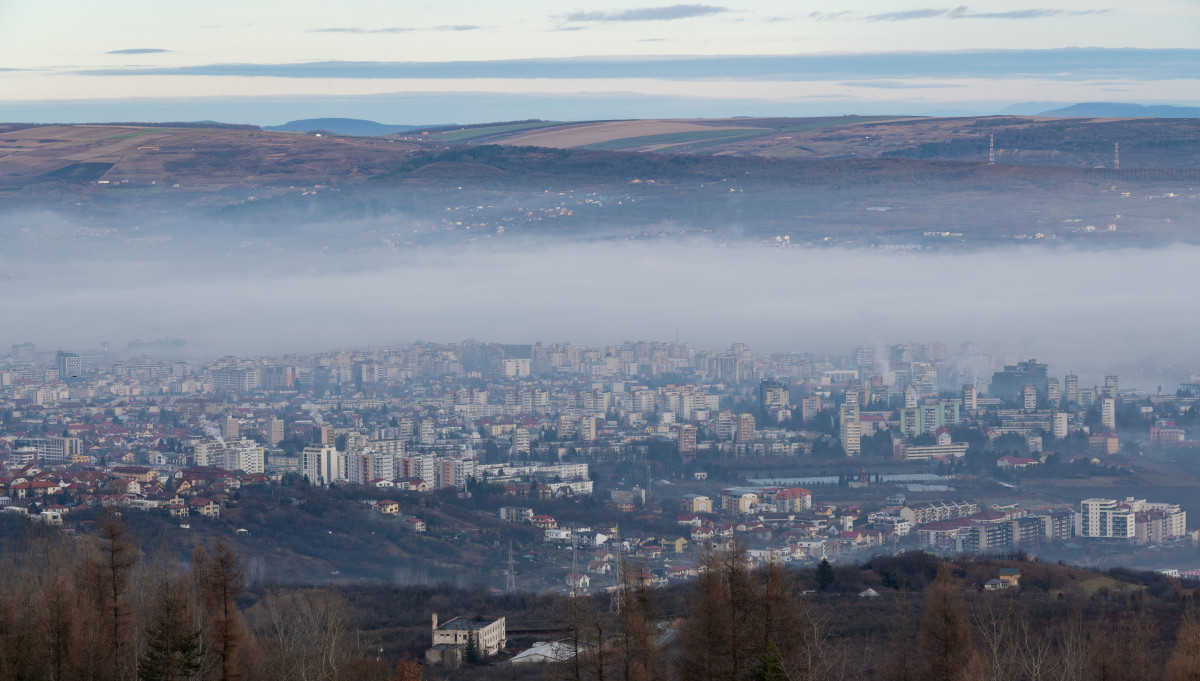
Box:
[1114,142,1120,170]
[505,541,516,594]
[988,134,995,165]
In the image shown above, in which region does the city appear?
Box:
[6,340,1199,586]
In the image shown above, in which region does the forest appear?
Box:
[5,514,1200,681]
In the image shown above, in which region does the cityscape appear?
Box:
[6,339,1200,585]
[4,0,1200,678]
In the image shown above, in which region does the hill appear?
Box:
[411,115,1200,168]
[264,118,423,136]
[0,124,421,191]
[1038,102,1200,118]
[2,120,1198,252]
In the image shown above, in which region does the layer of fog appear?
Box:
[4,239,1198,388]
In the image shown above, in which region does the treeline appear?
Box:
[558,545,1200,681]
[0,514,417,681]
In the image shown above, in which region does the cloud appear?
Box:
[866,6,1111,21]
[563,4,729,22]
[805,11,853,21]
[106,48,172,54]
[309,25,481,34]
[73,48,1200,82]
[841,80,965,89]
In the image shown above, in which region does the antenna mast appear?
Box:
[988,134,995,165]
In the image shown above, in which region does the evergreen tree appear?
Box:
[815,559,835,592]
[463,630,479,665]
[748,643,787,681]
[138,581,203,681]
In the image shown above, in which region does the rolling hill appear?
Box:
[409,115,1200,168]
[264,118,423,136]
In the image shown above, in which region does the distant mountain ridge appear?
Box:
[1037,102,1200,118]
[264,118,421,136]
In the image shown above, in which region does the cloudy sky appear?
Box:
[0,1,1198,123]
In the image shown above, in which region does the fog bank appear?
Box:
[5,240,1197,384]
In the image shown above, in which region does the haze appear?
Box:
[4,231,1196,383]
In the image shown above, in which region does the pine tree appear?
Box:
[815,559,835,592]
[463,630,479,665]
[138,580,203,681]
[749,643,787,681]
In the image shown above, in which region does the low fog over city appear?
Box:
[3,233,1199,386]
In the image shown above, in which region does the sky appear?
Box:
[1,0,1198,123]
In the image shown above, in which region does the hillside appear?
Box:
[0,124,420,191]
[1,120,1198,252]
[410,115,1200,168]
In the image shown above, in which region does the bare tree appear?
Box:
[94,512,138,681]
[970,594,1019,681]
[1167,606,1200,681]
[193,538,245,681]
[917,564,982,681]
[879,593,920,681]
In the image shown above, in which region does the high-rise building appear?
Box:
[194,440,229,468]
[1053,412,1069,440]
[418,419,436,445]
[800,396,821,421]
[1065,374,1079,405]
[266,416,285,445]
[228,439,265,473]
[990,360,1048,399]
[1100,397,1116,429]
[513,428,532,455]
[1021,384,1037,411]
[736,413,756,442]
[221,416,240,442]
[715,410,736,440]
[840,393,861,455]
[678,425,697,462]
[1046,378,1061,405]
[1076,498,1134,539]
[313,424,334,445]
[579,416,597,442]
[759,379,790,409]
[10,342,35,362]
[1103,375,1119,398]
[302,444,341,486]
[910,362,937,399]
[56,351,82,381]
[962,384,977,412]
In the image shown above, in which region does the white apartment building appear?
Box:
[302,444,341,486]
[1076,498,1135,539]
